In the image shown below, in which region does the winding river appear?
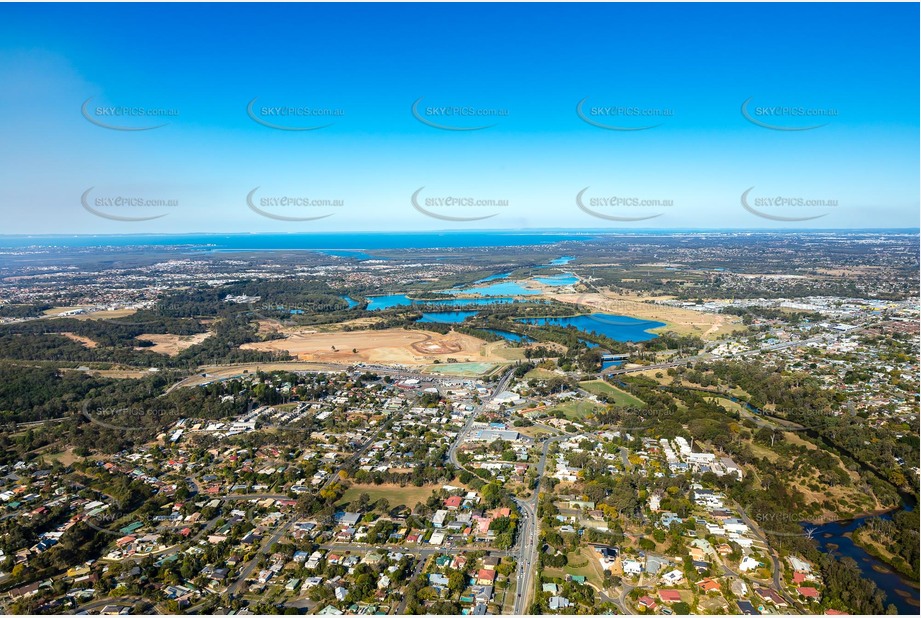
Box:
[647,383,920,611]
[809,512,918,613]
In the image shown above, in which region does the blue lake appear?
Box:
[366,295,519,311]
[485,329,535,343]
[340,295,359,309]
[548,256,575,265]
[517,314,664,342]
[417,311,479,324]
[474,272,512,283]
[449,281,541,296]
[534,273,579,286]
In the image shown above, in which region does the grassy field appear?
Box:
[545,399,603,420]
[580,380,646,408]
[338,483,446,508]
[523,368,562,380]
[425,361,500,376]
[542,546,607,588]
[515,424,557,439]
[38,448,81,466]
[704,395,745,414]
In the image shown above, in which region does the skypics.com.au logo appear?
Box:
[247,97,344,131]
[81,402,181,433]
[741,97,837,131]
[741,507,817,540]
[81,187,179,222]
[82,97,178,131]
[411,97,508,131]
[576,98,673,131]
[576,187,674,222]
[411,187,509,222]
[740,187,837,222]
[246,187,344,221]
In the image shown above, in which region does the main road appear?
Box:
[446,368,515,468]
[512,429,588,614]
[445,368,588,616]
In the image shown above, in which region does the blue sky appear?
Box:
[0,2,917,233]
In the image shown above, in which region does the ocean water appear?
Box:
[0,231,589,250]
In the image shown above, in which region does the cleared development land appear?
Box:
[60,332,98,348]
[136,332,212,355]
[242,327,514,366]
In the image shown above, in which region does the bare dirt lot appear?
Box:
[242,327,511,366]
[135,332,212,355]
[60,332,98,348]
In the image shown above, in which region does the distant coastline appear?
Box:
[0,229,918,251]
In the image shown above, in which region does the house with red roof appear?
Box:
[476,569,496,585]
[444,496,463,510]
[637,596,657,611]
[697,578,721,593]
[115,535,136,547]
[473,515,492,534]
[658,589,682,604]
[797,587,821,601]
